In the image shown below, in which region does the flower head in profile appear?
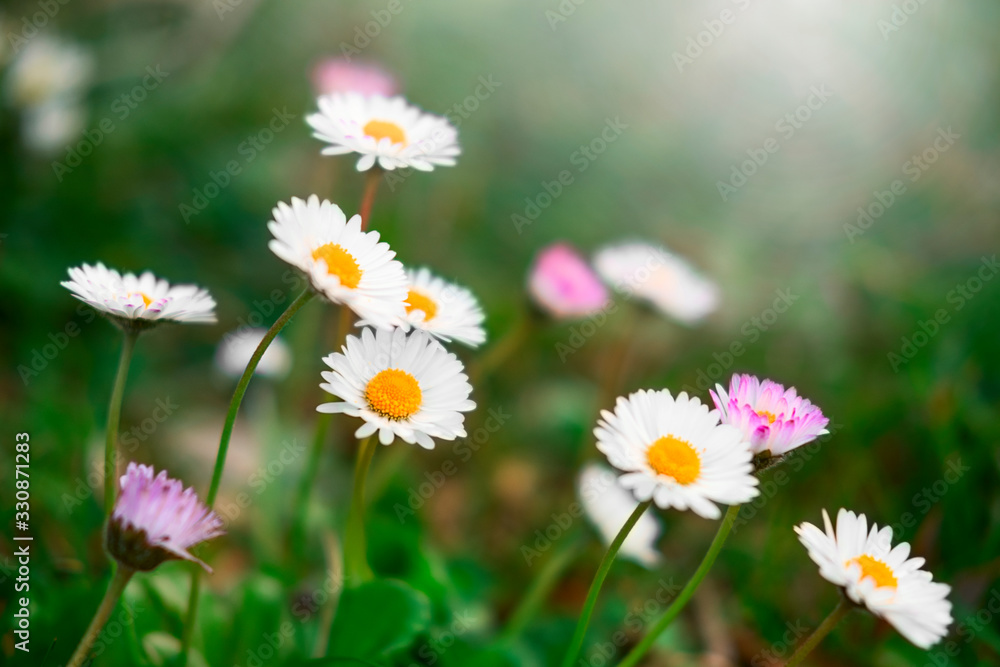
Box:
[268,195,408,329]
[594,241,718,324]
[579,463,662,567]
[311,59,397,97]
[106,463,224,572]
[215,328,292,379]
[306,93,459,171]
[62,262,216,328]
[595,389,758,519]
[711,373,829,460]
[387,267,486,348]
[318,327,475,448]
[795,508,952,649]
[527,243,610,320]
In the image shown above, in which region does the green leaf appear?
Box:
[325,579,432,661]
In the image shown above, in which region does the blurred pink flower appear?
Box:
[527,243,610,319]
[107,463,224,572]
[311,59,397,97]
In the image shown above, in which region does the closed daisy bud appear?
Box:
[306,93,460,172]
[106,463,224,573]
[527,243,610,320]
[267,195,409,329]
[317,327,475,448]
[62,262,216,329]
[578,463,662,567]
[594,241,718,324]
[595,389,759,519]
[711,373,829,461]
[795,508,952,649]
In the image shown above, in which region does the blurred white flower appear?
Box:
[578,463,662,567]
[594,241,719,324]
[215,328,292,379]
[21,100,84,153]
[3,36,94,154]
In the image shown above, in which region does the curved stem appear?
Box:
[616,503,741,667]
[344,435,377,585]
[783,597,851,667]
[66,567,135,667]
[179,288,314,665]
[206,288,314,508]
[561,500,652,667]
[501,531,583,643]
[104,330,138,516]
[359,168,381,229]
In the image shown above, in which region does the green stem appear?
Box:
[501,532,583,643]
[344,435,377,585]
[179,288,314,665]
[290,411,333,554]
[616,503,741,667]
[561,500,652,667]
[206,289,314,508]
[66,567,135,667]
[783,597,851,667]
[358,168,381,230]
[104,330,138,516]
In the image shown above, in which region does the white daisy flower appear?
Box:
[317,327,475,448]
[795,508,952,649]
[4,36,94,109]
[214,328,291,379]
[393,267,486,348]
[595,389,758,519]
[593,241,719,324]
[306,93,460,172]
[267,195,408,329]
[578,463,662,567]
[62,262,216,327]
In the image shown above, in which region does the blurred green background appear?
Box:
[2,0,999,665]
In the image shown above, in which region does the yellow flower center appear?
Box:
[757,410,777,424]
[365,369,422,420]
[848,555,898,589]
[405,289,438,322]
[311,243,363,288]
[646,435,701,485]
[129,292,153,308]
[363,119,407,146]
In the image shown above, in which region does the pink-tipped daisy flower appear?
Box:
[710,373,829,462]
[106,463,224,572]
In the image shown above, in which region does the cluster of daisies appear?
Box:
[59,57,953,666]
[571,374,952,657]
